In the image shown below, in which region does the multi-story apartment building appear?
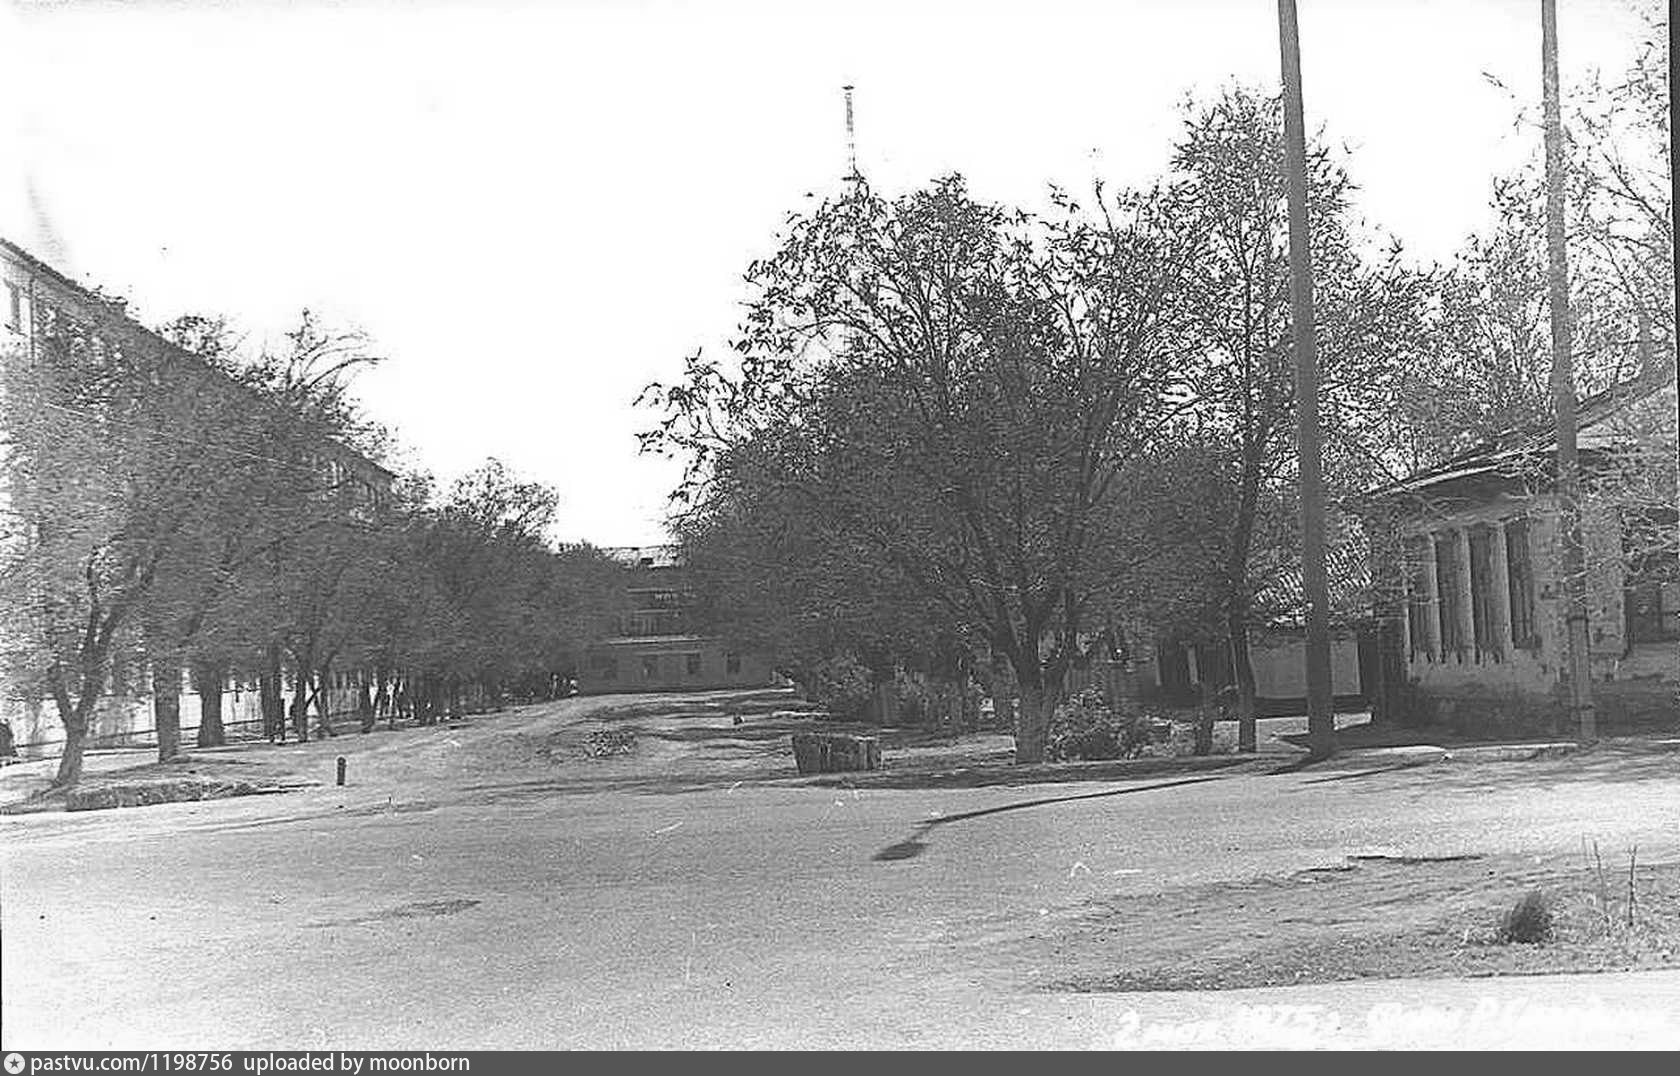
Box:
[578,544,777,694]
[1,237,394,755]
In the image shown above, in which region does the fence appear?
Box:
[0,683,413,760]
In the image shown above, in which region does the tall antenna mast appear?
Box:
[842,84,860,182]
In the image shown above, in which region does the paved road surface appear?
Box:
[3,692,1676,1049]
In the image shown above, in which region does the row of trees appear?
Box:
[643,13,1676,763]
[1,308,623,788]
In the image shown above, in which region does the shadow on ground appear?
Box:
[1284,716,1678,752]
[1277,745,1678,798]
[871,774,1235,862]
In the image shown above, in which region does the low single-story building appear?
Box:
[1360,372,1677,730]
[1136,629,1368,716]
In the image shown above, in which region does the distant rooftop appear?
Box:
[1363,369,1677,501]
[602,543,683,570]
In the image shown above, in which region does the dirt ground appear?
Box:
[978,850,1680,993]
[4,688,1678,1048]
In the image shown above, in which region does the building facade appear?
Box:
[1362,376,1678,729]
[1136,629,1368,716]
[578,544,779,694]
[1,237,395,756]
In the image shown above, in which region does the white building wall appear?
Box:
[1249,632,1362,699]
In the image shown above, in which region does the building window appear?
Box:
[725,652,741,675]
[602,658,618,682]
[642,655,659,680]
[1505,519,1538,650]
[1468,525,1498,660]
[1404,537,1431,661]
[1434,532,1465,657]
[1624,517,1680,644]
[685,653,701,676]
[1627,581,1680,643]
[5,283,20,332]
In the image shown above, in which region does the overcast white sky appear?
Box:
[0,0,1658,546]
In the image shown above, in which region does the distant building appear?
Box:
[1136,629,1368,716]
[578,544,778,694]
[1360,373,1678,729]
[1,237,395,754]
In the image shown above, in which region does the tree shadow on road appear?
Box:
[871,774,1231,863]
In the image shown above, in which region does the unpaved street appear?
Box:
[3,691,1677,1049]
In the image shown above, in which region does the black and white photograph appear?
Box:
[1,0,1676,1053]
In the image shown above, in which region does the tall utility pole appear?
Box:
[1542,0,1597,740]
[843,84,861,182]
[1670,0,1679,582]
[1278,0,1334,761]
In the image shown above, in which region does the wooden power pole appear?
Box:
[1278,0,1335,760]
[1670,0,1679,584]
[1542,0,1597,740]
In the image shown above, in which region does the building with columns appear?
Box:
[1362,373,1677,730]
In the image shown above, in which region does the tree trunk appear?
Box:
[152,651,183,763]
[374,670,392,728]
[193,659,226,748]
[1015,683,1056,764]
[1227,609,1258,753]
[50,684,96,789]
[985,656,1016,730]
[417,672,435,725]
[261,646,285,743]
[1225,422,1263,753]
[315,663,336,738]
[289,666,311,744]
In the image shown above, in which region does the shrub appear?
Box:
[805,654,876,721]
[1046,690,1153,762]
[1156,714,1232,757]
[583,729,637,758]
[1499,889,1555,944]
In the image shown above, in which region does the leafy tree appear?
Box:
[383,459,625,719]
[644,175,1204,762]
[0,318,258,783]
[1163,86,1435,746]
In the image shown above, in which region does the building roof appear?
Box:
[1250,535,1373,630]
[1362,369,1676,502]
[602,543,683,569]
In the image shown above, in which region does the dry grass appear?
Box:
[1000,852,1680,993]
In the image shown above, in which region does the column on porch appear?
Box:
[1454,527,1476,664]
[1421,529,1443,661]
[1488,520,1515,660]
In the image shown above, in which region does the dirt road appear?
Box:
[3,690,1676,1049]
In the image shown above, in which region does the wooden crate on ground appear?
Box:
[791,732,881,775]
